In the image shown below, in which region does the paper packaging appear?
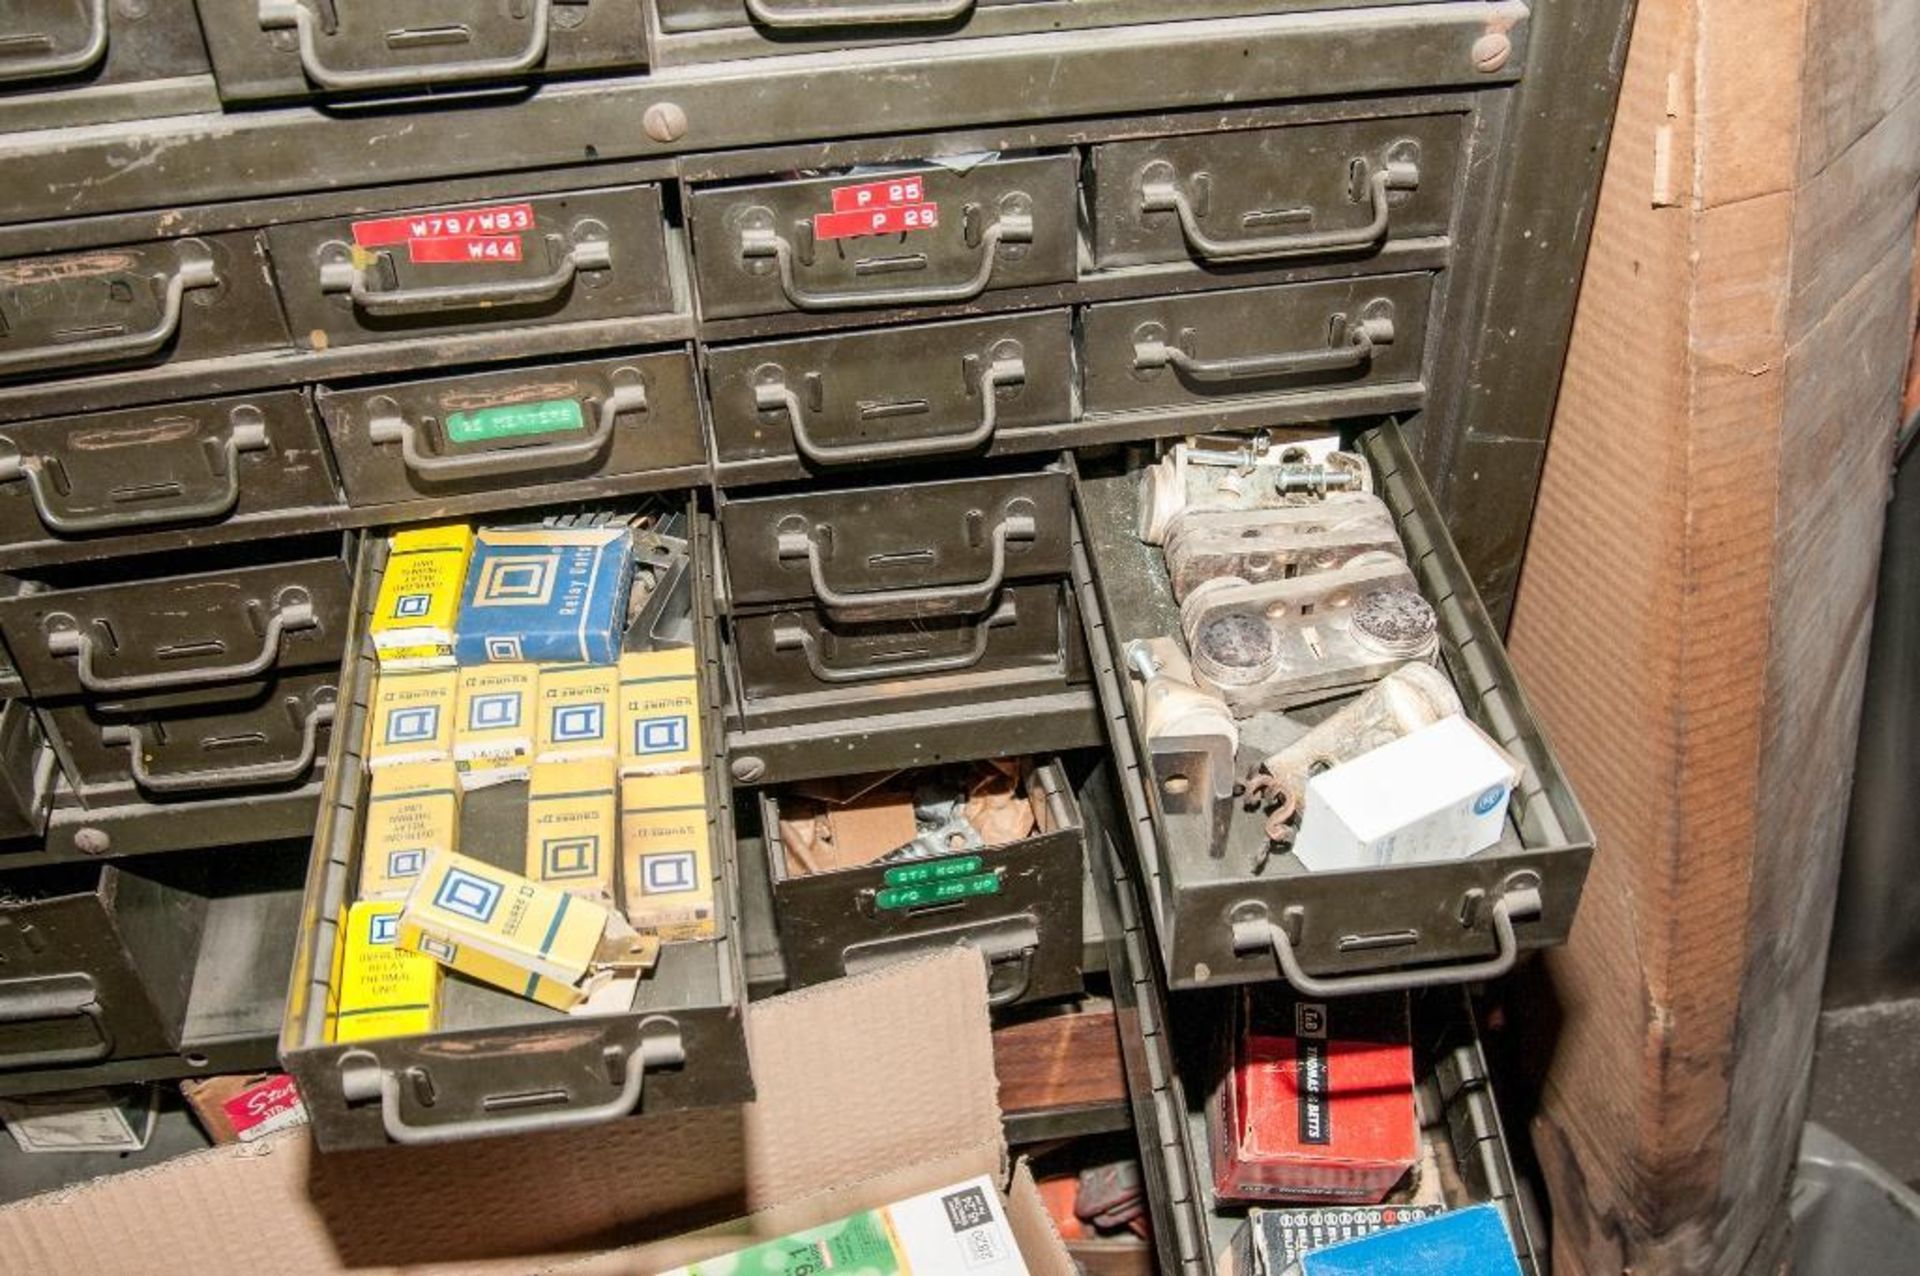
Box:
[618,647,702,776]
[1293,714,1520,871]
[1211,989,1417,1204]
[331,901,441,1044]
[369,524,474,669]
[358,761,460,900]
[179,1074,308,1146]
[366,669,457,769]
[1289,1203,1522,1276]
[1222,1205,1442,1276]
[0,1089,156,1154]
[453,663,536,788]
[525,758,617,900]
[399,849,657,1011]
[534,662,619,762]
[454,525,633,666]
[622,770,715,941]
[659,1175,1031,1276]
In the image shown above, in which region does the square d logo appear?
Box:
[368,911,400,945]
[393,593,431,619]
[469,691,522,731]
[542,836,600,880]
[420,936,457,962]
[385,705,439,745]
[485,636,524,662]
[475,555,556,607]
[634,715,688,755]
[387,848,425,879]
[434,866,503,923]
[553,703,605,743]
[642,851,697,895]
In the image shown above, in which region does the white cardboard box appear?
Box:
[1294,714,1520,871]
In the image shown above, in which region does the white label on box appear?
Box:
[0,1090,154,1154]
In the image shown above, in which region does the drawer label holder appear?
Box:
[444,399,586,444]
[874,870,1002,912]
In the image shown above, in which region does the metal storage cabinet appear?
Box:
[0,0,213,133]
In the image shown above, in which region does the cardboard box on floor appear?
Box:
[0,951,1069,1276]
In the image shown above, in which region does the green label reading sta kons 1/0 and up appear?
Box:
[874,872,1002,912]
[881,855,984,889]
[444,399,585,444]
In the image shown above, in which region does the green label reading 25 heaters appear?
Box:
[874,857,1001,911]
[444,399,585,444]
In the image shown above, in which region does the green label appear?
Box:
[874,871,1001,912]
[444,398,584,444]
[685,1208,901,1276]
[881,854,984,888]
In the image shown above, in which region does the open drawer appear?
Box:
[1073,423,1592,993]
[280,501,752,1151]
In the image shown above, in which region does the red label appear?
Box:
[408,235,526,265]
[221,1074,307,1143]
[813,203,940,242]
[829,175,926,214]
[351,203,536,249]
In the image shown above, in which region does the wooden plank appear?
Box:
[993,1010,1129,1117]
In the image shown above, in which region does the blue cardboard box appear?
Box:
[1295,1203,1522,1275]
[454,526,633,666]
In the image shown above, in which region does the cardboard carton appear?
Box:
[179,1075,308,1146]
[533,662,619,763]
[369,524,473,670]
[621,770,715,941]
[332,901,440,1043]
[454,526,632,666]
[453,663,536,788]
[525,758,618,900]
[366,669,457,769]
[618,647,702,776]
[358,762,460,901]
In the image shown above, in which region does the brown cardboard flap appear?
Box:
[0,950,1016,1276]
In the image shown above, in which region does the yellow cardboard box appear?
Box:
[618,648,702,777]
[534,663,618,762]
[370,524,473,669]
[367,669,457,768]
[453,663,536,788]
[620,771,715,942]
[525,759,617,901]
[359,762,460,901]
[332,901,441,1043]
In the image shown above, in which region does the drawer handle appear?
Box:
[1133,306,1394,384]
[336,1027,684,1145]
[0,974,113,1069]
[1230,883,1541,997]
[101,696,334,796]
[744,0,974,28]
[739,203,1032,311]
[257,0,551,91]
[0,0,109,83]
[755,347,1024,466]
[773,595,1017,684]
[319,230,610,317]
[0,245,217,379]
[777,501,1036,621]
[1140,155,1420,262]
[0,407,270,536]
[367,371,647,481]
[45,589,318,695]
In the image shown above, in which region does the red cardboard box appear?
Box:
[1210,989,1417,1203]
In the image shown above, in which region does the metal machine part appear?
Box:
[1125,637,1238,854]
[1160,495,1403,601]
[1137,439,1372,545]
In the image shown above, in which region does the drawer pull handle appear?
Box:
[744,0,974,28]
[0,407,269,536]
[774,595,1017,684]
[1141,157,1419,262]
[755,349,1024,466]
[0,0,108,82]
[1133,307,1394,384]
[0,246,217,379]
[102,697,334,796]
[336,1027,684,1145]
[740,207,1031,312]
[777,502,1035,622]
[0,974,112,1069]
[1230,884,1541,997]
[319,230,610,317]
[257,0,551,91]
[45,589,317,695]
[368,371,647,481]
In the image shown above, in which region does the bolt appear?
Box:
[642,102,688,144]
[730,755,766,783]
[73,827,111,856]
[1472,32,1512,73]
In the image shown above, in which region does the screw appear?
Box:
[642,102,688,144]
[730,755,766,783]
[73,827,111,856]
[1472,32,1512,73]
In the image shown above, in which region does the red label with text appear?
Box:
[813,203,940,242]
[408,235,526,264]
[829,175,927,213]
[221,1074,308,1143]
[352,203,536,249]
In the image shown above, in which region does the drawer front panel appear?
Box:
[0,0,207,96]
[195,0,647,104]
[705,310,1074,473]
[1089,112,1465,268]
[0,233,286,384]
[0,698,47,843]
[688,155,1078,320]
[317,349,703,507]
[269,185,673,350]
[721,468,1071,620]
[655,0,1042,31]
[0,391,338,550]
[0,557,350,702]
[1080,274,1432,414]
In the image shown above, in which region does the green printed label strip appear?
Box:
[881,854,985,888]
[445,399,585,444]
[875,872,1002,912]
